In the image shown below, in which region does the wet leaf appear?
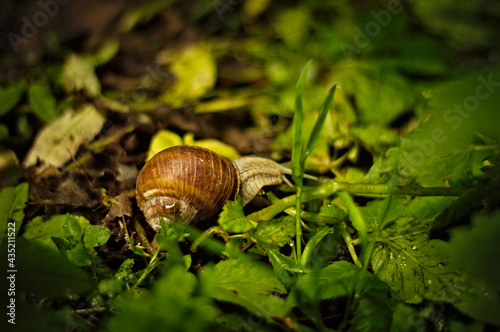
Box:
[83,225,112,248]
[67,242,92,267]
[368,202,500,326]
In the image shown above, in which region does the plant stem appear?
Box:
[130,247,162,291]
[248,181,467,222]
[339,221,361,267]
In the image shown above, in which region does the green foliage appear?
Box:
[1,236,95,297]
[106,265,219,332]
[365,197,500,326]
[146,129,241,160]
[0,81,25,116]
[0,182,28,234]
[250,215,296,248]
[23,214,91,250]
[28,81,59,123]
[448,211,500,293]
[336,64,414,125]
[218,195,258,233]
[159,43,217,106]
[3,0,500,330]
[200,256,288,318]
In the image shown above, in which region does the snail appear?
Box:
[136,145,291,232]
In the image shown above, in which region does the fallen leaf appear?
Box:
[23,104,105,173]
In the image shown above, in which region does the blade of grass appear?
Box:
[292,60,312,262]
[301,84,337,164]
[292,60,311,182]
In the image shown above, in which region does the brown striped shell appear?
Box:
[136,145,284,232]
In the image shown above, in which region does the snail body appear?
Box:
[136,145,285,231]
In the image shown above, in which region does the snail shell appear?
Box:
[136,145,284,231]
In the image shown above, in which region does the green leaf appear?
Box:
[60,54,101,96]
[218,195,257,233]
[156,220,190,245]
[146,131,241,161]
[448,211,500,293]
[67,242,92,267]
[83,225,112,248]
[98,278,124,297]
[400,135,474,187]
[369,208,500,326]
[23,214,91,251]
[86,40,120,66]
[350,124,399,154]
[411,1,487,48]
[190,138,241,160]
[107,265,219,331]
[51,236,72,252]
[319,200,347,220]
[23,104,106,173]
[0,81,25,116]
[114,258,137,284]
[194,95,250,113]
[160,43,217,106]
[366,142,474,187]
[336,65,414,125]
[251,215,296,247]
[12,302,77,332]
[351,291,392,332]
[1,236,95,297]
[200,256,288,318]
[0,182,29,234]
[287,261,387,308]
[146,129,183,161]
[273,6,310,46]
[62,213,83,244]
[28,82,59,123]
[255,241,302,285]
[390,302,423,332]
